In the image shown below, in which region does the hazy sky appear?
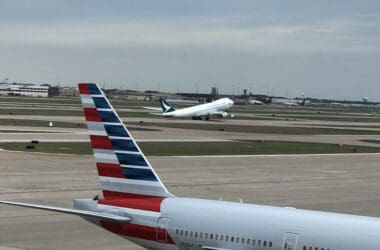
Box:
[1,0,379,100]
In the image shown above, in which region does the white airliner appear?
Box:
[1,83,380,250]
[249,99,264,105]
[145,97,234,120]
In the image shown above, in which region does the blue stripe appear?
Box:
[99,110,119,123]
[122,167,157,181]
[116,153,148,166]
[104,125,129,137]
[87,83,101,95]
[111,139,138,152]
[93,97,111,109]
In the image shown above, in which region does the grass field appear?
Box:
[0,119,84,128]
[0,141,378,156]
[0,119,160,131]
[130,122,380,135]
[0,108,156,118]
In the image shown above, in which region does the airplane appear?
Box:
[249,99,264,105]
[283,98,306,107]
[1,82,380,250]
[144,97,234,120]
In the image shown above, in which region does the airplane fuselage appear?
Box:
[163,98,234,118]
[78,197,380,250]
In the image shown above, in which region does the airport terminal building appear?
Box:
[0,83,49,97]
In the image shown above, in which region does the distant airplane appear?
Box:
[1,83,380,250]
[145,97,234,120]
[249,99,264,105]
[283,98,306,107]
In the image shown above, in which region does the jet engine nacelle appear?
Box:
[215,111,229,118]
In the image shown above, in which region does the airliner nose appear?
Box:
[228,99,234,106]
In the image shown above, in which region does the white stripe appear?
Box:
[114,150,141,155]
[99,176,162,187]
[102,122,123,126]
[93,149,142,156]
[98,204,161,217]
[87,122,105,130]
[121,164,151,169]
[109,136,132,140]
[100,183,169,197]
[95,157,119,164]
[97,108,113,112]
[88,130,107,136]
[81,95,95,104]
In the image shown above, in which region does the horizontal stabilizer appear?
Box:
[0,200,131,223]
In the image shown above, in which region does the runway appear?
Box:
[0,151,379,249]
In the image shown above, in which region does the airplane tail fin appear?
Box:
[78,83,171,201]
[159,97,175,113]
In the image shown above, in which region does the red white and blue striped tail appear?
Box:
[78,83,171,200]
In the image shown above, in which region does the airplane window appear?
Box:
[215,234,219,240]
[236,237,240,243]
[315,248,318,250]
[205,233,208,239]
[225,236,229,241]
[231,236,234,242]
[220,235,224,241]
[242,238,245,244]
[185,231,188,236]
[284,243,288,249]
[180,230,183,235]
[264,241,267,247]
[269,242,273,247]
[247,239,250,244]
[176,229,179,235]
[258,240,261,246]
[195,232,198,237]
[252,239,256,245]
[210,234,213,240]
[190,231,193,237]
[309,247,312,250]
[200,232,203,238]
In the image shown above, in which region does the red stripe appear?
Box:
[97,163,125,178]
[99,197,164,212]
[100,221,174,244]
[90,135,113,149]
[103,191,163,200]
[100,192,165,212]
[78,83,90,94]
[83,108,102,122]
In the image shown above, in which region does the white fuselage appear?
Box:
[164,98,234,118]
[79,197,380,250]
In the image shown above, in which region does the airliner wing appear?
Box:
[0,200,131,223]
[143,106,162,111]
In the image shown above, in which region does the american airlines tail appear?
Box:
[79,83,171,199]
[1,83,380,250]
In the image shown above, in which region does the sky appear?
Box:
[0,0,379,100]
